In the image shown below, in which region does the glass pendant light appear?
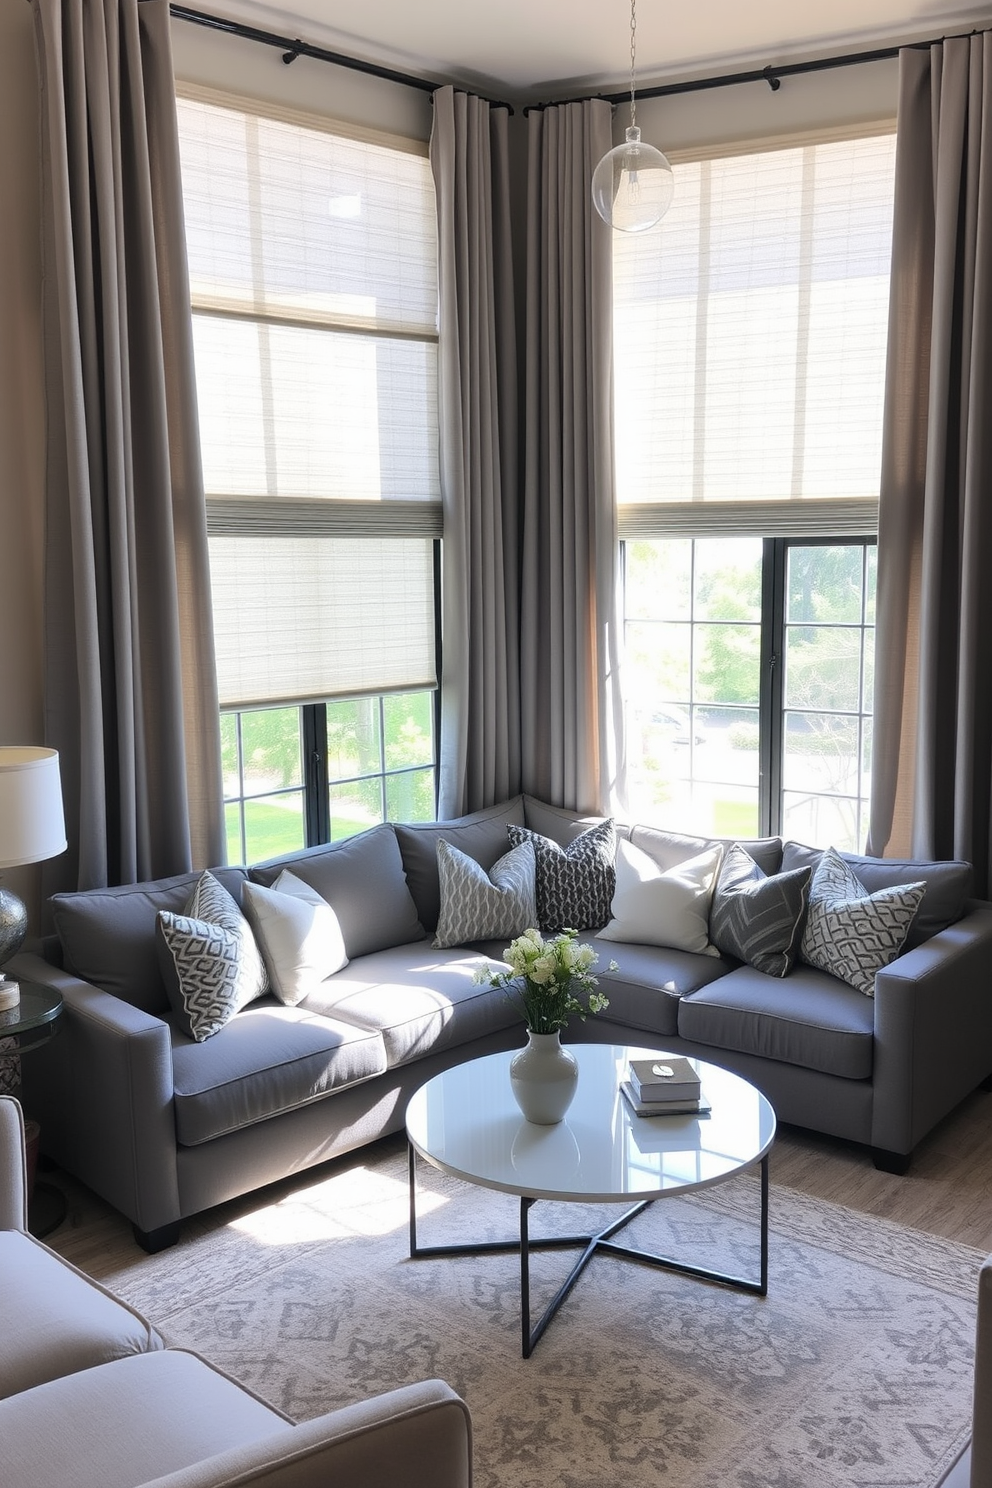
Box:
[591,0,674,233]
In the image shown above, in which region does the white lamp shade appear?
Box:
[0,747,67,868]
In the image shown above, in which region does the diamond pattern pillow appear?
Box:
[799,847,925,996]
[507,819,616,932]
[156,872,268,1041]
[709,843,812,977]
[432,839,537,948]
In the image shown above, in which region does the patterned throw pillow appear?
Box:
[709,843,812,978]
[507,819,616,932]
[156,871,268,1041]
[799,847,925,996]
[433,839,537,949]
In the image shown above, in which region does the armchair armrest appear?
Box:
[0,1095,27,1231]
[871,901,992,1154]
[10,951,181,1234]
[143,1379,473,1488]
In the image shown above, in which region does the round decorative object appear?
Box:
[0,887,27,967]
[591,126,674,234]
[509,1030,579,1125]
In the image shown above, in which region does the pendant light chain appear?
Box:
[629,0,638,131]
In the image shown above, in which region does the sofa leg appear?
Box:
[871,1148,912,1175]
[132,1220,181,1254]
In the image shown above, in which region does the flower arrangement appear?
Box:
[474,928,615,1034]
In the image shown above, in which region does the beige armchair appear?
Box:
[0,1095,473,1488]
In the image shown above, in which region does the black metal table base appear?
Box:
[408,1144,769,1357]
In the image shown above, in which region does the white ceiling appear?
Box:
[197,0,992,103]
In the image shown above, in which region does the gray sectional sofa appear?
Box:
[11,793,992,1253]
[0,1094,472,1488]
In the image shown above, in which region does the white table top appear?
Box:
[406,1042,776,1204]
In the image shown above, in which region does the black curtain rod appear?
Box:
[168,4,513,111]
[591,27,987,108]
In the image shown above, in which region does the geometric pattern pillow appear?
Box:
[507,819,616,932]
[155,872,268,1041]
[709,844,812,978]
[433,838,538,949]
[799,847,925,997]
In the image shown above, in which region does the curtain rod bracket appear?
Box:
[282,42,301,65]
[762,65,781,91]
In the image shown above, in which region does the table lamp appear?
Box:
[0,747,67,1010]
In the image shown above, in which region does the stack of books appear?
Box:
[620,1055,710,1116]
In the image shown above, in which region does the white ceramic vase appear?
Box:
[509,1030,579,1124]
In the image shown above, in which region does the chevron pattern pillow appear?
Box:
[156,872,268,1041]
[433,838,537,949]
[507,819,616,932]
[799,847,925,996]
[709,843,812,977]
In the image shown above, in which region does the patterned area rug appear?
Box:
[104,1141,981,1488]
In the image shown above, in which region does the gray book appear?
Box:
[620,1081,711,1118]
[628,1055,701,1101]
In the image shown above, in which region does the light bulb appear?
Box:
[591,126,674,234]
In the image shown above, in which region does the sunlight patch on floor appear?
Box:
[229,1164,448,1245]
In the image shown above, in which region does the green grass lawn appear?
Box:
[226,800,382,865]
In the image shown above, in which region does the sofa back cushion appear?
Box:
[781,842,972,947]
[50,868,249,1015]
[394,797,526,931]
[249,824,423,959]
[629,824,783,878]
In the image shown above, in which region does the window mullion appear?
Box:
[760,538,787,837]
[302,704,329,847]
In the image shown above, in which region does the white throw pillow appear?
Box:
[598,839,723,955]
[242,870,348,1006]
[433,838,538,949]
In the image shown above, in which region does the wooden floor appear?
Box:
[41,1086,992,1282]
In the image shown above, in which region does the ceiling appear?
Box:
[193,0,992,103]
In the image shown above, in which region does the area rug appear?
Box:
[103,1142,982,1488]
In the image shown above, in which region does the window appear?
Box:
[623,538,875,849]
[613,131,895,846]
[177,91,441,858]
[221,693,436,865]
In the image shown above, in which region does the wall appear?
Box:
[0,0,47,927]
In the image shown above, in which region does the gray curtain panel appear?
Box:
[868,34,992,896]
[520,99,626,815]
[430,88,521,818]
[34,0,225,891]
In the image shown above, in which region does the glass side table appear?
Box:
[0,979,65,1238]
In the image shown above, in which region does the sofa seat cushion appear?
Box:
[170,1003,387,1146]
[0,1231,162,1400]
[590,938,734,1040]
[677,964,875,1079]
[0,1349,289,1488]
[300,941,521,1068]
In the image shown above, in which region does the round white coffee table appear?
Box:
[405,1042,776,1356]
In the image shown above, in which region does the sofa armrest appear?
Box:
[10,951,181,1234]
[0,1095,27,1231]
[871,901,992,1155]
[142,1380,473,1488]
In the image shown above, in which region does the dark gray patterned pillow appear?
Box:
[799,847,925,997]
[507,819,616,932]
[709,843,811,978]
[156,871,268,1041]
